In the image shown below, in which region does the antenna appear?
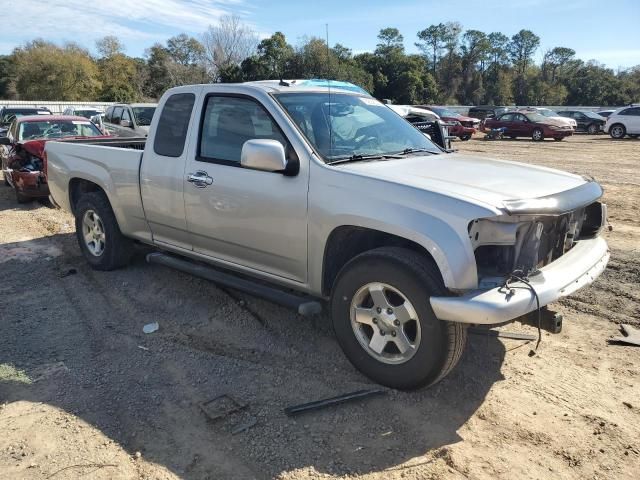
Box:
[326,23,332,156]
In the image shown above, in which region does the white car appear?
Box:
[603,105,640,139]
[518,107,577,130]
[387,105,440,122]
[62,106,104,120]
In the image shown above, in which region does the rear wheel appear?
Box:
[554,137,564,142]
[330,247,467,390]
[587,123,599,135]
[532,128,544,141]
[75,191,133,270]
[460,134,472,141]
[610,124,626,139]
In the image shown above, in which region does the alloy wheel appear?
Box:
[82,210,106,256]
[350,282,421,365]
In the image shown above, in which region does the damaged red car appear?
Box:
[0,115,107,203]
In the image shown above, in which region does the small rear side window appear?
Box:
[153,93,196,157]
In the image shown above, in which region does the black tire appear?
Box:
[74,191,133,270]
[532,128,544,141]
[554,137,564,142]
[609,123,626,139]
[330,247,467,390]
[587,123,599,135]
[460,135,472,141]
[15,188,32,204]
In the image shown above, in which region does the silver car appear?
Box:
[103,103,157,137]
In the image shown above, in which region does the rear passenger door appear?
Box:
[182,93,309,283]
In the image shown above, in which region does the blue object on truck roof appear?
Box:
[298,79,370,95]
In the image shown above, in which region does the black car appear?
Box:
[467,105,509,120]
[596,110,616,118]
[556,110,606,134]
[0,107,52,128]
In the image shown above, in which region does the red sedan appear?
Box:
[483,111,573,141]
[0,115,108,202]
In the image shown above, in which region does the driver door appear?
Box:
[183,94,309,283]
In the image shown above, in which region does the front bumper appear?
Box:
[430,236,609,325]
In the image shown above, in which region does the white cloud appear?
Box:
[0,0,253,54]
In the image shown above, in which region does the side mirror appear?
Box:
[120,119,132,128]
[0,136,11,145]
[241,139,287,173]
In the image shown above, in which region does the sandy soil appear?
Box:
[0,134,638,480]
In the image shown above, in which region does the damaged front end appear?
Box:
[471,201,606,288]
[7,147,49,198]
[430,181,610,326]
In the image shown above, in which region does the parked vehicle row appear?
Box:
[43,80,609,389]
[483,111,573,141]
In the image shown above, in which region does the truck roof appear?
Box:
[241,79,370,95]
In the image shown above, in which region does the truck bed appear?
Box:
[58,137,147,150]
[45,138,150,241]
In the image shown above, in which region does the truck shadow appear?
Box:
[0,234,506,479]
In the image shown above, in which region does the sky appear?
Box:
[0,0,639,69]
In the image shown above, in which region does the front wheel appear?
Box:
[460,134,472,141]
[330,247,467,390]
[587,123,599,135]
[609,124,626,139]
[532,128,544,141]
[74,191,133,270]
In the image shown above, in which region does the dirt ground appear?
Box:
[0,134,638,480]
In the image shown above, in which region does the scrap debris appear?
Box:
[284,388,386,417]
[199,394,247,422]
[468,327,537,341]
[608,324,640,347]
[142,322,159,334]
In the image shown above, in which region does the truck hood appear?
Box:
[338,153,594,213]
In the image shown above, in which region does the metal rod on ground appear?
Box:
[468,327,537,341]
[284,389,386,416]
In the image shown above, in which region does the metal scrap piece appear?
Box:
[284,389,386,417]
[468,327,537,341]
[199,394,247,422]
[609,324,640,347]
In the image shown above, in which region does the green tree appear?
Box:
[509,30,540,104]
[416,23,448,76]
[13,40,100,100]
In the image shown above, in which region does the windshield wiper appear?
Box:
[396,147,436,155]
[328,153,401,165]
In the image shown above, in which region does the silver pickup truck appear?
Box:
[46,81,609,389]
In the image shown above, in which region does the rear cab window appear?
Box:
[153,93,196,157]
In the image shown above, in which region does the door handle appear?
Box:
[187,170,213,188]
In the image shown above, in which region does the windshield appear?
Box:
[75,109,101,119]
[18,119,102,141]
[584,111,604,120]
[537,109,558,117]
[132,107,156,126]
[428,107,460,118]
[275,93,441,161]
[1,110,50,123]
[523,113,547,123]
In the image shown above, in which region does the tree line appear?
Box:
[0,16,638,106]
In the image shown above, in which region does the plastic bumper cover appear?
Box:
[430,236,609,325]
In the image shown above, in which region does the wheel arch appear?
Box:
[68,177,107,215]
[321,225,460,297]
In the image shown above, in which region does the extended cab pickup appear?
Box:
[46,81,610,389]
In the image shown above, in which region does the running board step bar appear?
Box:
[146,252,322,316]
